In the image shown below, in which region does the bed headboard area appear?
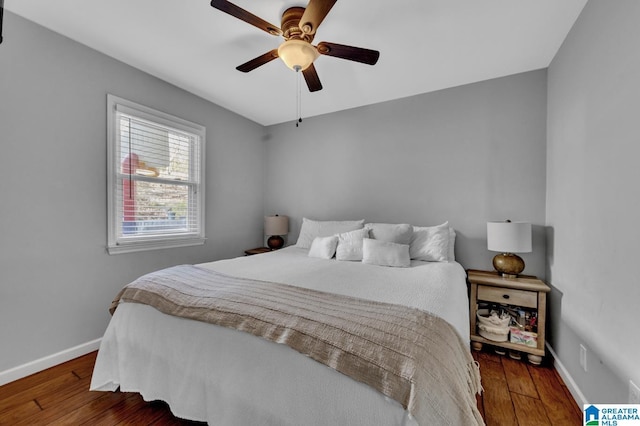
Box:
[276,215,545,279]
[263,69,548,279]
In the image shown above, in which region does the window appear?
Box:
[107,95,205,254]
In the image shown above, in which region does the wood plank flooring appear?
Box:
[0,350,582,425]
[473,349,582,426]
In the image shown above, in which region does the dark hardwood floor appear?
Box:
[472,349,582,426]
[0,349,581,425]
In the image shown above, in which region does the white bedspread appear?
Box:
[90,247,471,425]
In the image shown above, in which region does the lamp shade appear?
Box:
[487,221,532,253]
[265,215,289,236]
[277,40,319,71]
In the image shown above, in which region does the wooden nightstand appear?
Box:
[244,247,272,256]
[467,269,550,365]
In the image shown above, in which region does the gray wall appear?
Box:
[0,13,266,371]
[264,70,548,277]
[546,0,640,403]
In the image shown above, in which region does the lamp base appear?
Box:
[267,235,284,250]
[492,253,525,278]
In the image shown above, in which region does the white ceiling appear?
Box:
[5,0,587,126]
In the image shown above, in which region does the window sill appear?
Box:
[107,237,206,255]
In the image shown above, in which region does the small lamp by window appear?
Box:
[265,215,289,250]
[487,220,532,278]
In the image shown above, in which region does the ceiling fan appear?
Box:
[210,0,380,92]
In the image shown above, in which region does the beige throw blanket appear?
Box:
[110,265,483,425]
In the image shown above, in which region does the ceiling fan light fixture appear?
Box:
[277,39,318,71]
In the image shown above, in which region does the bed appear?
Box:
[90,220,483,425]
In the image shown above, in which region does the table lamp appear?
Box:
[265,215,289,250]
[487,220,532,278]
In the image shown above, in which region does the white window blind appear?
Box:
[107,95,205,254]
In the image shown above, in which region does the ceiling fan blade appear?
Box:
[210,0,282,36]
[236,49,279,73]
[299,0,337,35]
[316,42,380,65]
[302,64,323,92]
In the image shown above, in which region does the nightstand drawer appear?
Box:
[477,285,537,308]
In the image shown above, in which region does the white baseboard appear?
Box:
[0,338,102,386]
[546,342,588,406]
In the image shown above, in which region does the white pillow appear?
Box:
[448,227,456,261]
[362,238,410,268]
[296,218,365,249]
[336,228,370,261]
[308,236,339,259]
[409,222,450,262]
[365,223,413,245]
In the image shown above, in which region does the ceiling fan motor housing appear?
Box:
[281,7,314,42]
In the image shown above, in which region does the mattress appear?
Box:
[90,246,474,425]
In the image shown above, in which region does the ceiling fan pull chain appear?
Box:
[295,65,303,127]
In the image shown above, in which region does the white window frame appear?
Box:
[107,94,206,254]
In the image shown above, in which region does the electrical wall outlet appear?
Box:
[630,380,640,404]
[579,344,587,372]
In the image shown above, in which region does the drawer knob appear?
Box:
[502,294,510,300]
